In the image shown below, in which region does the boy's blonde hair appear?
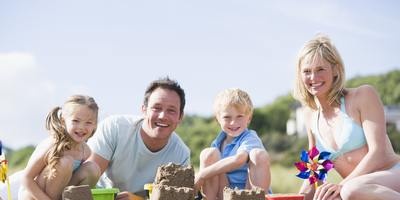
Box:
[213,88,253,117]
[293,34,346,110]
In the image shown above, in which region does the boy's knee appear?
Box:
[249,149,269,165]
[200,147,220,163]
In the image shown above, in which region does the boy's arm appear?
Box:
[197,150,248,182]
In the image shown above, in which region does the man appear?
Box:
[88,77,190,200]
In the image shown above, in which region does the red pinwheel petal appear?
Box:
[294,162,308,171]
[309,175,317,185]
[309,146,319,160]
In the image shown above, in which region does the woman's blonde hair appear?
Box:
[213,88,253,117]
[293,34,346,110]
[44,95,98,178]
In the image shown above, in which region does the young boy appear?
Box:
[195,88,271,200]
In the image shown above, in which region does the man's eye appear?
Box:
[167,109,176,114]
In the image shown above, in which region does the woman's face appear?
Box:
[300,57,335,98]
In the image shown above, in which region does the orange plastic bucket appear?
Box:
[266,194,305,200]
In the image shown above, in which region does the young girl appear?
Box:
[20,95,101,200]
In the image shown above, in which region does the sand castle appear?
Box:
[223,187,265,200]
[150,162,195,200]
[62,185,93,200]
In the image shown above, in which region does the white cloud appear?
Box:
[0,52,57,149]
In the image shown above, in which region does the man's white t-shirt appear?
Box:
[88,115,190,193]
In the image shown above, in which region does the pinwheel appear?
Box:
[294,146,334,189]
[0,141,12,200]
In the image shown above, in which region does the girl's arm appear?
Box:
[21,138,53,200]
[340,85,395,184]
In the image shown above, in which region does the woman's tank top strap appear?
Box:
[340,96,346,113]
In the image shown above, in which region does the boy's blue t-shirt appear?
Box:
[211,129,265,189]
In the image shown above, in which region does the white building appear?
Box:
[287,105,400,137]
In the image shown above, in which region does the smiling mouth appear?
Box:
[229,127,240,131]
[155,122,169,128]
[310,82,323,89]
[75,132,86,137]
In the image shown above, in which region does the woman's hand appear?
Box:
[314,182,342,200]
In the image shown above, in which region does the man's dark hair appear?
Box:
[143,77,185,115]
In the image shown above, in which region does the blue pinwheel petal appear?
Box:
[309,146,319,160]
[318,151,331,160]
[318,170,327,181]
[296,171,311,179]
[300,150,309,162]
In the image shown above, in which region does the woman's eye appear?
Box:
[152,107,161,111]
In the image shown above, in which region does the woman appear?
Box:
[293,34,400,200]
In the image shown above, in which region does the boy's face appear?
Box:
[216,105,251,138]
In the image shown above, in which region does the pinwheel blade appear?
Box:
[309,146,319,160]
[300,150,309,162]
[296,171,311,179]
[294,162,308,171]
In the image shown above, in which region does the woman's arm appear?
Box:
[298,108,318,200]
[340,85,393,184]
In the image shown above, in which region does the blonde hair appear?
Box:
[293,34,346,110]
[45,95,98,178]
[213,88,253,117]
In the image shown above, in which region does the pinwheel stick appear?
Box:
[0,141,12,200]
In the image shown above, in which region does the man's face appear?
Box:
[141,87,183,142]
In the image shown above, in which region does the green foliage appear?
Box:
[176,115,220,167]
[347,69,400,105]
[6,145,34,173]
[250,94,296,136]
[387,124,400,154]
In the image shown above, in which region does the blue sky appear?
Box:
[1,0,399,149]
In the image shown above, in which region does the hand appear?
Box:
[194,172,205,193]
[314,182,342,200]
[115,191,145,200]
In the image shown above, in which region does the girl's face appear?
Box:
[300,57,335,98]
[63,104,97,144]
[216,106,251,138]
